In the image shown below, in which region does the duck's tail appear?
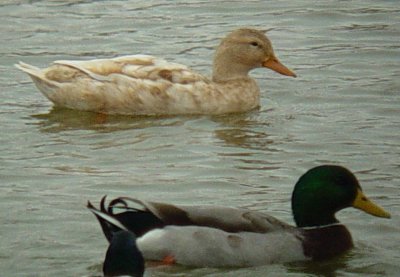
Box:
[15,62,43,79]
[15,62,60,98]
[88,196,163,277]
[87,196,164,242]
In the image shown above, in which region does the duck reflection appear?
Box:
[286,254,351,277]
[211,110,277,151]
[31,107,184,133]
[210,110,284,172]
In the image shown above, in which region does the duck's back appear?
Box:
[51,55,207,84]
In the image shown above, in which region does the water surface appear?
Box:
[1,1,399,276]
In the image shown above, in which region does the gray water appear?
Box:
[1,1,399,276]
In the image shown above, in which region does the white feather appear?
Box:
[137,226,307,267]
[88,207,129,232]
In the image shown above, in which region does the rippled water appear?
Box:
[1,1,399,276]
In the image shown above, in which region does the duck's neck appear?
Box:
[301,224,353,261]
[294,210,339,228]
[212,63,251,82]
[212,48,253,82]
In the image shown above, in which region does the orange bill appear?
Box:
[263,56,296,77]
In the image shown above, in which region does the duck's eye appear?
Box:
[250,41,259,47]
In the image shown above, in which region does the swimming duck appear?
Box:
[88,165,390,272]
[15,28,296,115]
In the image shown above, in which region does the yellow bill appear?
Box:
[352,188,391,218]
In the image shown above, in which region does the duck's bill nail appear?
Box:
[352,188,391,218]
[262,57,296,77]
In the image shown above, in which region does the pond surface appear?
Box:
[1,0,399,276]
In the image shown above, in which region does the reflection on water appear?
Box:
[213,112,274,149]
[287,256,351,277]
[31,107,185,133]
[215,127,275,150]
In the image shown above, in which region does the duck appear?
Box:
[15,28,296,115]
[103,230,144,277]
[87,165,390,275]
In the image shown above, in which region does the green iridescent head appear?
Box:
[291,165,390,228]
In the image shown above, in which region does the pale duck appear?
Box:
[15,28,296,115]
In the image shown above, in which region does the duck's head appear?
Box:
[291,165,391,228]
[212,28,296,82]
[103,230,144,277]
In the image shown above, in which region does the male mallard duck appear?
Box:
[88,165,390,274]
[15,28,295,115]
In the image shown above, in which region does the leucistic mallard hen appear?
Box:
[15,28,296,115]
[87,165,390,274]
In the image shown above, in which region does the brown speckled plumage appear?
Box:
[16,28,296,115]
